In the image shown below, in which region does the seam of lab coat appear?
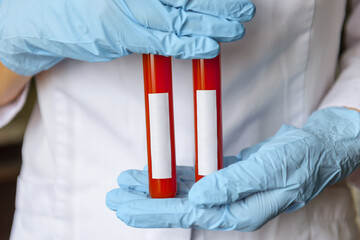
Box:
[302,0,316,126]
[54,89,74,239]
[284,0,315,128]
[307,0,347,116]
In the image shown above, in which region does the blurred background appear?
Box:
[0,81,36,240]
[0,81,360,239]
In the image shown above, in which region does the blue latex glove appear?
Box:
[0,0,255,76]
[106,107,360,231]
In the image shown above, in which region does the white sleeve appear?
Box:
[0,83,30,128]
[319,1,360,188]
[319,1,360,110]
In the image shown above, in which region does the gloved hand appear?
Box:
[106,107,360,231]
[0,0,255,76]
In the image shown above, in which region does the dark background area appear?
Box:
[0,82,36,240]
[0,145,21,240]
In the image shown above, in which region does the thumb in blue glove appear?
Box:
[189,108,360,212]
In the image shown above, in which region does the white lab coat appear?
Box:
[1,0,360,239]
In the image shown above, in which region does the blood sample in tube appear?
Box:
[143,54,177,198]
[193,55,223,182]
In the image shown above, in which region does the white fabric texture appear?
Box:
[319,1,360,110]
[0,0,359,239]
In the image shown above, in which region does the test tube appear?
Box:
[143,54,177,198]
[193,55,223,181]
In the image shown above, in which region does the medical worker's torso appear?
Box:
[11,0,359,239]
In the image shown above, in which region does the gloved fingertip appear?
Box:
[188,189,208,208]
[117,169,147,186]
[188,176,221,208]
[213,23,246,43]
[105,189,121,211]
[116,206,133,227]
[238,2,256,22]
[117,170,131,186]
[115,201,157,228]
[173,36,219,59]
[201,40,220,59]
[142,164,149,171]
[189,167,244,207]
[195,45,220,60]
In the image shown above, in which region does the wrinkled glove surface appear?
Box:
[106,107,360,231]
[0,0,255,75]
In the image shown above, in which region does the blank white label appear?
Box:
[149,93,172,179]
[197,90,218,175]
